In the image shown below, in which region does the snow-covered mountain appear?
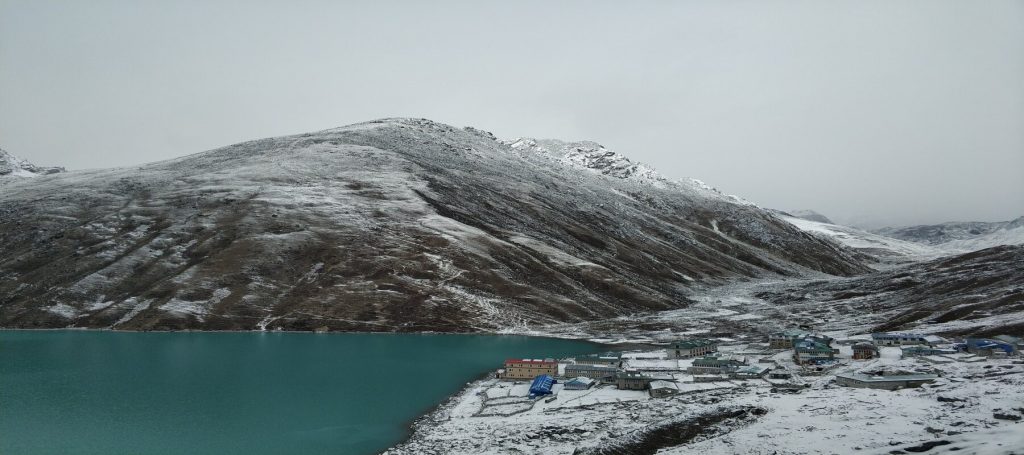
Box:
[0,148,65,178]
[775,213,943,267]
[875,217,1024,253]
[0,118,869,331]
[505,138,757,206]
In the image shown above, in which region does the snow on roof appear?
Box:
[505,358,556,365]
[649,380,677,389]
[566,364,618,372]
[852,342,879,350]
[773,329,812,337]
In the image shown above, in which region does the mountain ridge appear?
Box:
[0,118,868,332]
[874,217,1024,252]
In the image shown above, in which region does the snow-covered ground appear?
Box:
[385,339,1024,455]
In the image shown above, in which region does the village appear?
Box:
[386,331,1024,454]
[496,331,1021,402]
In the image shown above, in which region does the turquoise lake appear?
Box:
[0,331,602,455]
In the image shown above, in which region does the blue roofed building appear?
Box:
[964,338,1017,357]
[528,374,555,396]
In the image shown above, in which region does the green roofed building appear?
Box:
[686,356,747,374]
[793,337,838,364]
[666,339,718,359]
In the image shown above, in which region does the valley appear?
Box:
[2,119,1022,455]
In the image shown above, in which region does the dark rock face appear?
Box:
[0,119,868,332]
[757,245,1024,336]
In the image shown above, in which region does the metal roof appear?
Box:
[505,358,556,365]
[566,364,618,371]
[649,380,677,389]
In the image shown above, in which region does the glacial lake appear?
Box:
[0,330,603,455]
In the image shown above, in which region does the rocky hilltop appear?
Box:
[0,118,869,331]
[0,148,65,177]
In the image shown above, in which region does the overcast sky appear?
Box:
[2,1,1022,227]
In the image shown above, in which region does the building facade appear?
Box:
[794,336,838,364]
[564,364,619,381]
[769,329,811,349]
[502,359,558,380]
[648,381,678,398]
[900,346,957,358]
[577,354,623,368]
[852,342,880,360]
[615,371,653,390]
[871,333,942,346]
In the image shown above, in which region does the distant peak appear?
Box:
[788,210,834,224]
[0,148,65,177]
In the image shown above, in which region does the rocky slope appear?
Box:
[756,245,1024,337]
[0,118,869,331]
[0,148,65,177]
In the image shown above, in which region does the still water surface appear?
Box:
[0,330,602,455]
